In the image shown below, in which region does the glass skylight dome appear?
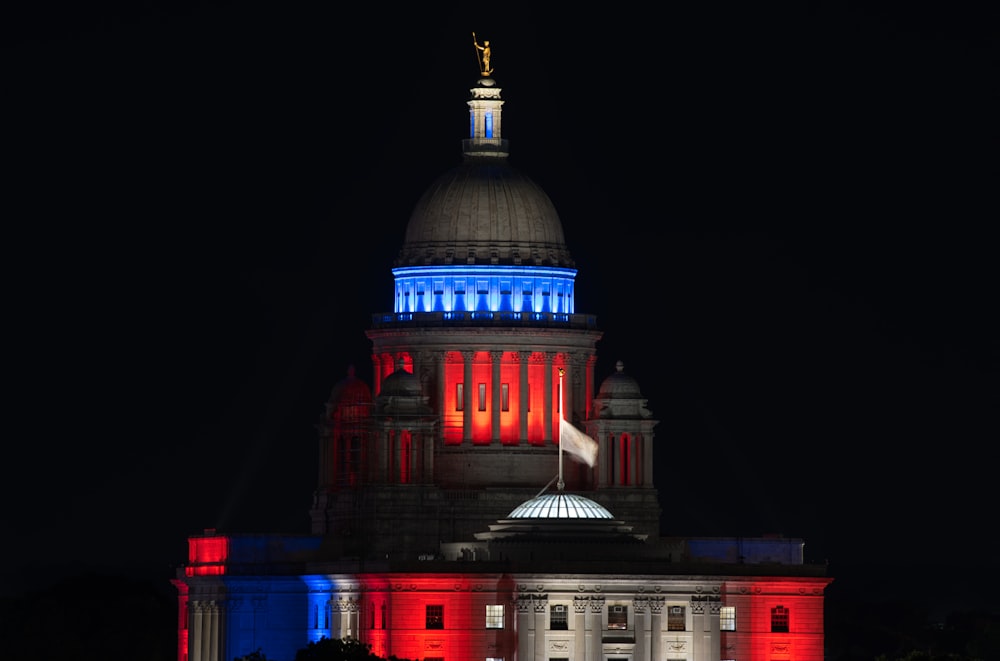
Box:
[507,492,614,520]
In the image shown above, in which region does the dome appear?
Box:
[507,492,614,520]
[378,366,422,397]
[326,365,372,407]
[597,360,642,398]
[395,160,575,268]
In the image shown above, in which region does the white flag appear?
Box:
[559,416,598,467]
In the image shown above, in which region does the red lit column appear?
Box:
[463,351,474,442]
[543,352,554,442]
[491,350,502,442]
[563,354,574,423]
[518,351,529,442]
[585,354,597,420]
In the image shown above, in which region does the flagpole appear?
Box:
[558,368,565,491]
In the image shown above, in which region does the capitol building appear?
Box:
[172,40,831,661]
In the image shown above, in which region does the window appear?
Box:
[477,280,489,295]
[501,383,509,411]
[720,606,736,631]
[607,605,627,630]
[667,605,685,631]
[426,605,444,629]
[478,383,487,411]
[550,605,568,630]
[771,605,788,633]
[486,605,504,629]
[456,384,464,411]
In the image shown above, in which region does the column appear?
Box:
[562,354,574,423]
[643,433,654,486]
[516,596,533,661]
[518,351,530,442]
[208,600,220,661]
[632,597,648,661]
[435,351,446,421]
[491,350,503,442]
[191,600,204,661]
[371,353,383,398]
[462,351,474,442]
[585,354,598,420]
[543,352,554,443]
[598,431,609,489]
[533,596,548,661]
[649,598,664,661]
[573,597,588,661]
[630,436,638,486]
[588,596,604,661]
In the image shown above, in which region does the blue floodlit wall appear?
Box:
[393,265,577,314]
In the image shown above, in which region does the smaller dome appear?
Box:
[379,366,422,397]
[327,365,373,407]
[508,492,614,520]
[597,360,642,398]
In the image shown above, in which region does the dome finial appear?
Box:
[616,360,625,372]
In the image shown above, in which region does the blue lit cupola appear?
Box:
[391,68,578,318]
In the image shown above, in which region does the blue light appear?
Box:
[392,265,577,315]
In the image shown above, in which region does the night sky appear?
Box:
[6,2,997,616]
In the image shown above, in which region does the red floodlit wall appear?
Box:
[170,579,189,661]
[722,579,829,661]
[185,533,229,576]
[358,573,515,661]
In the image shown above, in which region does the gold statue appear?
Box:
[473,32,492,76]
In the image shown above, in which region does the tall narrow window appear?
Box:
[501,383,509,411]
[667,605,685,631]
[485,604,504,629]
[380,603,386,630]
[426,605,444,629]
[771,605,789,633]
[720,606,736,631]
[550,605,568,630]
[478,383,487,411]
[607,605,627,630]
[484,111,493,138]
[456,383,464,411]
